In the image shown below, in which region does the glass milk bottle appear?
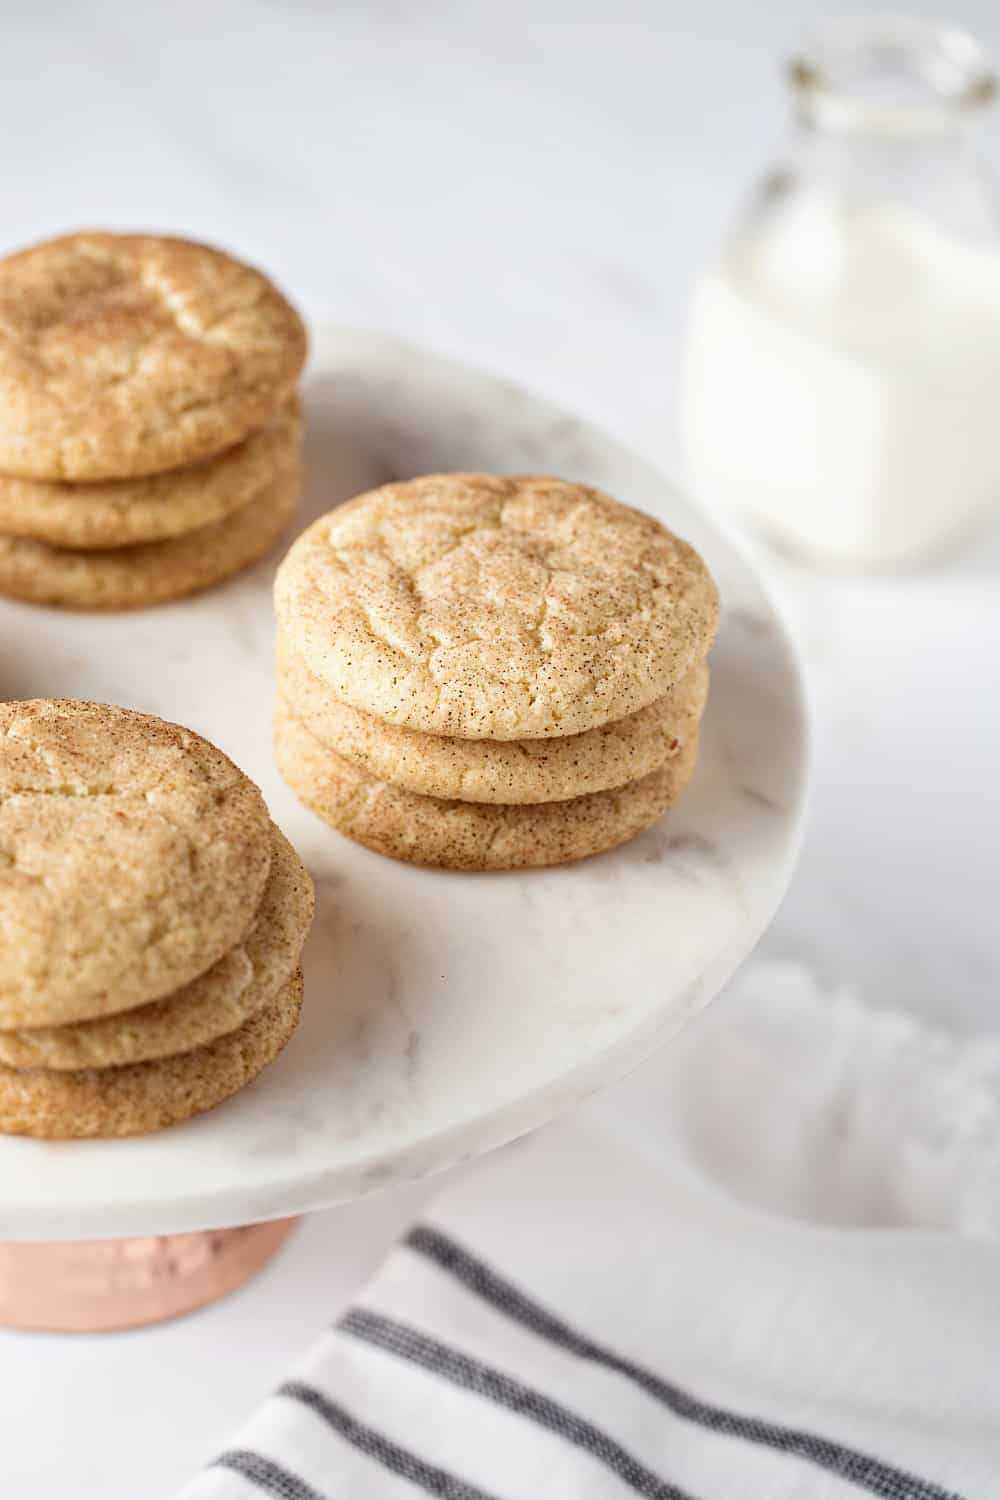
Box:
[679,18,1000,568]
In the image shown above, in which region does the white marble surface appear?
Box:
[0,327,807,1239]
[0,3,997,1497]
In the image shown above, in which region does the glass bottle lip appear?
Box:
[789,15,996,133]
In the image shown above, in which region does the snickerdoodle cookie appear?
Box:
[0,825,313,1070]
[0,399,301,549]
[0,458,299,609]
[274,473,718,741]
[275,704,699,871]
[0,699,273,1028]
[277,631,709,804]
[0,232,306,480]
[0,968,303,1138]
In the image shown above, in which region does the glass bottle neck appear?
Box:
[782,20,998,245]
[789,18,995,140]
[790,108,976,183]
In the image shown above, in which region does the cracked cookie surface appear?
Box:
[275,473,718,740]
[0,232,307,480]
[276,703,699,870]
[0,824,313,1069]
[0,699,272,1027]
[277,630,709,804]
[0,398,301,549]
[0,456,300,609]
[0,967,303,1138]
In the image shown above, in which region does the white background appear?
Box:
[1,3,998,1495]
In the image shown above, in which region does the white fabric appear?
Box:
[631,958,1000,1237]
[178,961,1000,1500]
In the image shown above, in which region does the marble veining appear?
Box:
[0,328,809,1239]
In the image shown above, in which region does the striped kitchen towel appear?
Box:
[177,1104,1000,1500]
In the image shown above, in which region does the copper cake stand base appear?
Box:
[0,1218,299,1332]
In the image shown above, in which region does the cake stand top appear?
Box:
[0,329,808,1239]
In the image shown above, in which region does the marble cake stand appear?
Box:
[0,328,809,1327]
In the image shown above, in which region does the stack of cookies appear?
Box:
[0,699,313,1138]
[0,232,306,609]
[273,474,718,870]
